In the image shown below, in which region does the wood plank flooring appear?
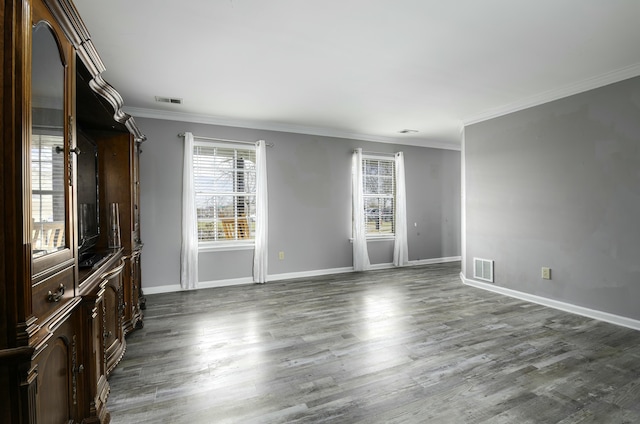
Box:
[107,263,640,423]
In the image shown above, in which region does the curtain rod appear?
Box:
[178,133,273,147]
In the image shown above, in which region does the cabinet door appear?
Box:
[123,250,143,334]
[101,259,126,375]
[30,0,76,277]
[33,310,79,424]
[78,286,110,423]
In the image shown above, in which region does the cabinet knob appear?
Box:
[54,146,81,155]
[47,283,65,302]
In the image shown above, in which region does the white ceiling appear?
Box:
[73,0,640,149]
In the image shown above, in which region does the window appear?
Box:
[362,157,395,236]
[193,142,256,243]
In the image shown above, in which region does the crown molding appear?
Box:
[463,63,640,126]
[123,106,462,151]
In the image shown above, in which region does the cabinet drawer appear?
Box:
[32,267,74,323]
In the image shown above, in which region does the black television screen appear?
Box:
[76,131,99,255]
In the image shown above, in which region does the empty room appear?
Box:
[2,1,640,423]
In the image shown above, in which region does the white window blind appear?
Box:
[193,142,256,242]
[31,132,66,252]
[362,157,395,236]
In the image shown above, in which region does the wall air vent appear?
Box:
[155,96,183,104]
[473,258,494,283]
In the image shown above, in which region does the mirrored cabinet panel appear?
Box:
[31,22,67,258]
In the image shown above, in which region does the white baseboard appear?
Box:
[143,284,181,295]
[368,256,461,270]
[268,266,354,282]
[369,262,394,270]
[142,257,461,295]
[199,277,255,289]
[460,272,640,331]
[410,256,461,266]
[143,269,354,294]
[142,277,255,294]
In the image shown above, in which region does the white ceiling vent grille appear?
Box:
[155,96,183,104]
[473,258,494,283]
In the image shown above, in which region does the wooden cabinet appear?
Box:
[1,0,145,422]
[94,132,145,334]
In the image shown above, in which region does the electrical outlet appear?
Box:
[278,251,285,260]
[541,267,551,280]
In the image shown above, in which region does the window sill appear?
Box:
[349,235,395,243]
[367,235,395,242]
[198,241,255,252]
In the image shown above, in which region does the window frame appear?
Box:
[361,154,396,240]
[192,140,257,251]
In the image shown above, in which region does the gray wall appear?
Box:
[464,76,640,320]
[137,117,460,289]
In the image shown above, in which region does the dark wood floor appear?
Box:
[107,262,640,423]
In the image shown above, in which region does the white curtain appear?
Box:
[253,140,269,283]
[180,132,198,289]
[393,152,409,266]
[352,148,370,271]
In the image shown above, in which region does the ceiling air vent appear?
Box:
[473,258,494,283]
[155,96,183,105]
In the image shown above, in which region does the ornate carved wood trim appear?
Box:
[42,0,146,143]
[2,0,39,350]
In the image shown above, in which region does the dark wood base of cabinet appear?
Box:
[139,293,147,310]
[86,377,111,424]
[123,310,144,335]
[106,341,127,377]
